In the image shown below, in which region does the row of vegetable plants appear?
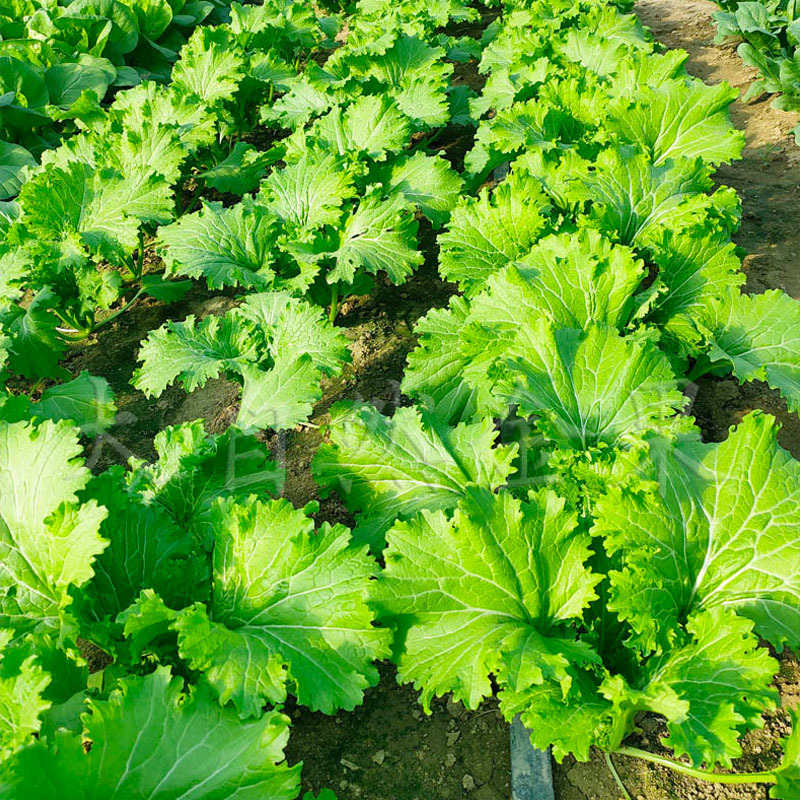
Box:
[0,0,799,797]
[0,0,237,189]
[712,0,800,143]
[0,0,503,797]
[315,0,800,796]
[0,0,474,399]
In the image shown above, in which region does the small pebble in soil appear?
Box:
[446,697,464,717]
[639,717,658,733]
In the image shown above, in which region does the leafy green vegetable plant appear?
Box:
[0,0,234,179]
[0,668,302,799]
[712,0,800,143]
[134,291,351,430]
[0,0,465,377]
[0,411,384,796]
[314,0,800,797]
[329,406,800,796]
[1,0,800,798]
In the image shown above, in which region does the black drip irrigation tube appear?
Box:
[510,717,555,800]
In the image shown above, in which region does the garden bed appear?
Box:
[2,1,799,798]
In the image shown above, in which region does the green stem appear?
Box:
[53,309,93,340]
[328,283,340,324]
[605,753,632,800]
[419,127,446,152]
[685,354,714,383]
[180,181,204,218]
[465,166,493,195]
[56,328,93,342]
[615,747,777,786]
[91,288,145,334]
[131,229,146,280]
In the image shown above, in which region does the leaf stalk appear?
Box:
[614,746,778,786]
[329,283,340,324]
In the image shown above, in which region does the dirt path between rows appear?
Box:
[552,2,800,798]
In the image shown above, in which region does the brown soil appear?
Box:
[34,1,800,797]
[285,664,510,800]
